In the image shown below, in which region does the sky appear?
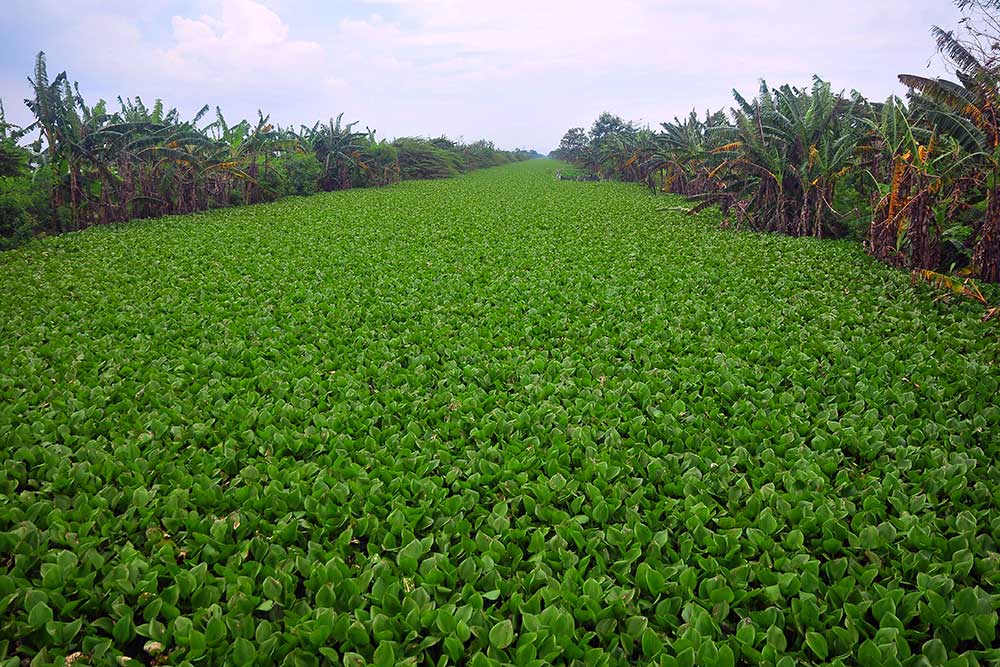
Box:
[0,0,963,153]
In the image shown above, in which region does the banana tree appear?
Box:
[899,26,1000,281]
[644,110,728,195]
[23,52,73,217]
[354,128,400,187]
[596,129,659,185]
[698,78,863,238]
[308,113,364,191]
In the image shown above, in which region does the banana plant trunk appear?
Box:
[907,187,940,271]
[973,184,1000,282]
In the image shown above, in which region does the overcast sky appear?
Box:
[0,1,961,153]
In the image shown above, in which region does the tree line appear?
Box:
[552,3,1000,284]
[0,53,540,250]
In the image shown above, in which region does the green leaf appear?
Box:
[373,642,394,667]
[28,602,53,629]
[717,645,735,667]
[922,638,948,666]
[263,576,282,600]
[736,622,755,646]
[858,639,881,667]
[172,616,193,645]
[859,525,881,550]
[955,588,978,614]
[443,637,464,661]
[436,608,456,635]
[489,619,514,649]
[637,562,666,595]
[342,653,366,667]
[206,616,226,644]
[952,549,974,577]
[641,629,663,658]
[953,613,977,640]
[766,625,787,652]
[232,637,255,666]
[758,509,778,535]
[397,538,424,574]
[805,631,828,660]
[113,613,134,644]
[784,529,804,550]
[189,629,207,656]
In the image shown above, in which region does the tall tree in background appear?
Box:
[552,127,588,162]
[589,113,636,146]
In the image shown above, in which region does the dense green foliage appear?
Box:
[553,19,1000,283]
[392,138,464,180]
[2,161,997,666]
[0,104,41,249]
[0,53,535,250]
[392,137,533,181]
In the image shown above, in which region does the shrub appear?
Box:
[0,139,28,178]
[355,142,400,188]
[279,152,323,197]
[463,139,510,170]
[393,138,463,180]
[0,190,35,250]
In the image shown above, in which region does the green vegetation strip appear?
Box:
[1,160,998,666]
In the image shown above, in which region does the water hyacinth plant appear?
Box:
[1,161,997,666]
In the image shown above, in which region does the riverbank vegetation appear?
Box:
[552,2,1000,287]
[0,54,538,250]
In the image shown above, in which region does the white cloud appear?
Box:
[51,12,150,79]
[159,0,325,88]
[352,0,656,69]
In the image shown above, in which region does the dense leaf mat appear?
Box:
[1,160,998,667]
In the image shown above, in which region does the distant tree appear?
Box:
[430,136,460,151]
[0,101,29,177]
[589,112,636,146]
[0,140,28,178]
[553,127,588,160]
